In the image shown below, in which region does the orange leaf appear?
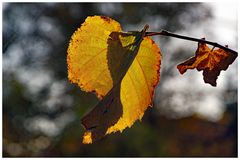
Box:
[67,16,161,143]
[177,42,237,86]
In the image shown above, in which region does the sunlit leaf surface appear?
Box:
[67,16,161,143]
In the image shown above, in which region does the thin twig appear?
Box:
[145,30,238,55]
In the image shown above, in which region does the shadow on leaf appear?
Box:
[81,31,143,143]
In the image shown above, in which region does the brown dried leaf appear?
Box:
[177,42,237,86]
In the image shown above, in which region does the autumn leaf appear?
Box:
[67,16,161,144]
[177,42,237,86]
[67,16,121,99]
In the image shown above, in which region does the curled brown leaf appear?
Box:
[177,43,237,86]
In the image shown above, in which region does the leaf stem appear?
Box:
[145,30,238,55]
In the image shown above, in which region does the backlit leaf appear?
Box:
[177,42,237,86]
[67,16,161,144]
[67,16,121,99]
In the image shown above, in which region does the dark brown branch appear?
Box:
[145,30,238,55]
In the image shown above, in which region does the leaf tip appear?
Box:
[82,131,93,144]
[177,65,186,74]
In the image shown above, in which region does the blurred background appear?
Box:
[2,2,237,157]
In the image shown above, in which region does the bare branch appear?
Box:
[145,30,238,55]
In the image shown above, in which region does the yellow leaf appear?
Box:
[106,36,161,134]
[67,16,121,99]
[67,16,161,144]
